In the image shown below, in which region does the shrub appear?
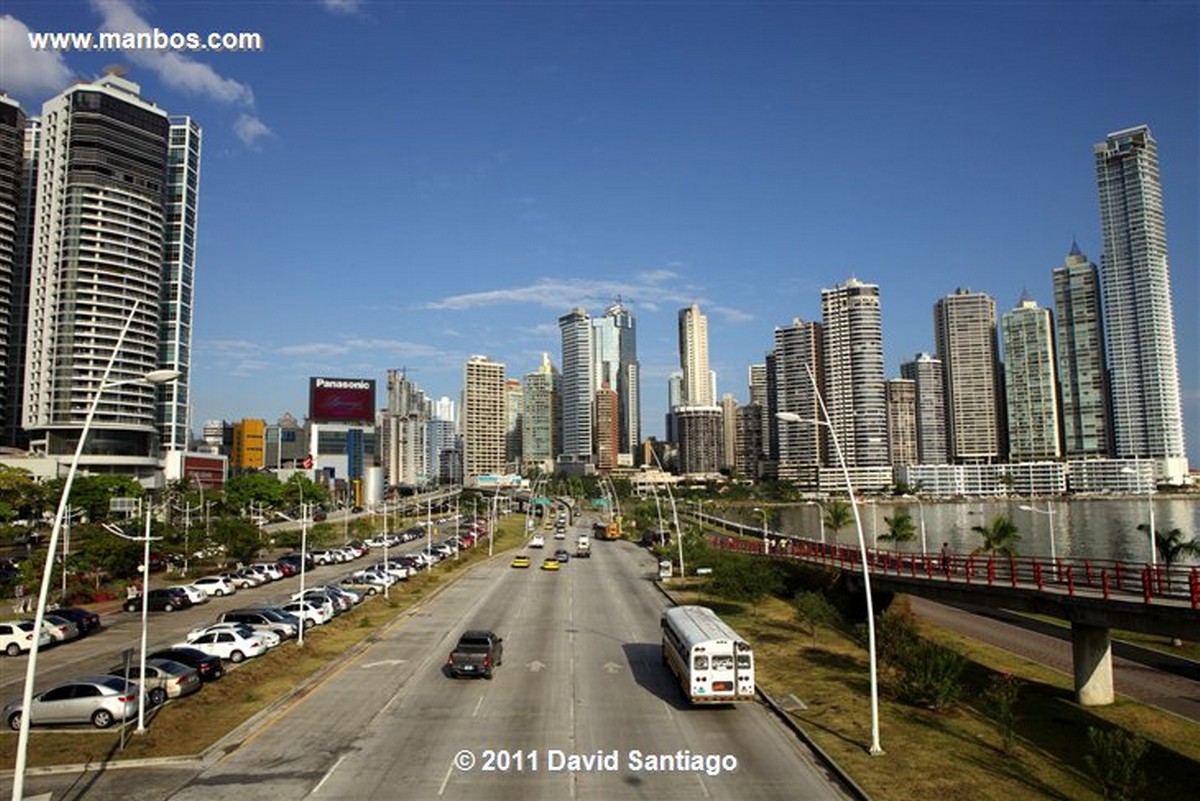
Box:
[891,640,965,710]
[794,591,842,644]
[1085,726,1148,801]
[981,673,1022,752]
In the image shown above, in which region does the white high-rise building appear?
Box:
[934,288,1002,463]
[1095,125,1187,483]
[23,74,180,480]
[558,307,593,471]
[821,278,888,467]
[381,369,430,488]
[678,304,712,406]
[900,353,948,464]
[1001,295,1061,461]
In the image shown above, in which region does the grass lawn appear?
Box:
[0,517,527,769]
[667,583,1200,801]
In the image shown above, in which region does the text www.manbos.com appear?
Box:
[27,28,264,53]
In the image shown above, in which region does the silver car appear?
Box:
[4,675,140,729]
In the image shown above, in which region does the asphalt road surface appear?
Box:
[4,523,852,800]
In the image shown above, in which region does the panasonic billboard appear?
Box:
[308,377,376,423]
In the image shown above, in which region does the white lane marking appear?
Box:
[696,773,712,798]
[361,659,408,669]
[437,763,455,796]
[472,694,485,717]
[311,753,347,795]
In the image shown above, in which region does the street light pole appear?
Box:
[752,507,769,554]
[778,360,883,757]
[1123,463,1157,566]
[1019,503,1056,566]
[11,301,179,801]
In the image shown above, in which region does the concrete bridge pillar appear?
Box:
[1070,623,1114,706]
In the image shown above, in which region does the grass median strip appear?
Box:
[0,521,524,769]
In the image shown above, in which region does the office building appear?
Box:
[505,378,523,467]
[719,393,738,472]
[558,307,593,471]
[900,353,948,465]
[934,289,1003,463]
[1052,242,1110,458]
[665,370,683,443]
[231,419,266,471]
[821,278,888,467]
[522,353,560,474]
[593,384,619,472]
[380,369,430,488]
[462,355,505,482]
[678,304,712,406]
[1002,295,1061,461]
[598,300,640,463]
[735,402,764,479]
[1095,125,1187,483]
[675,405,722,476]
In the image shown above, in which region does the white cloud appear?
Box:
[277,343,348,357]
[88,0,266,146]
[321,0,363,14]
[0,15,75,99]
[234,113,272,146]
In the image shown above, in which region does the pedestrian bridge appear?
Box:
[702,520,1200,707]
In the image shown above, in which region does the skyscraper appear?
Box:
[678,304,712,406]
[505,378,523,466]
[900,353,948,464]
[23,73,177,479]
[934,289,1002,463]
[772,318,823,483]
[382,369,430,487]
[157,116,202,453]
[1052,242,1110,458]
[558,307,593,470]
[1001,295,1061,461]
[821,278,888,467]
[462,355,505,482]
[522,353,560,474]
[885,378,917,467]
[1095,125,1187,482]
[0,94,25,448]
[591,300,640,465]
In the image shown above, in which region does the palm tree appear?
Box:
[971,514,1021,558]
[1139,525,1200,571]
[881,509,916,545]
[824,499,853,542]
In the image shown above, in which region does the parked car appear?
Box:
[123,587,192,613]
[218,571,255,590]
[280,600,332,629]
[191,576,236,597]
[251,563,284,581]
[172,584,209,605]
[217,609,298,640]
[178,629,265,663]
[52,607,102,636]
[248,606,304,634]
[0,620,52,656]
[4,675,140,729]
[235,567,267,587]
[107,658,201,706]
[188,622,281,650]
[146,646,224,683]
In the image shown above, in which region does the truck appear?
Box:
[445,630,504,679]
[575,534,591,558]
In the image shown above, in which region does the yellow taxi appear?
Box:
[540,558,561,571]
[510,555,531,569]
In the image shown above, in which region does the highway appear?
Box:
[5,518,854,800]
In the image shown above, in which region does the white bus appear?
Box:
[660,605,755,703]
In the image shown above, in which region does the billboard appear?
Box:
[309,377,376,422]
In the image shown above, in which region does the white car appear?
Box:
[220,571,256,589]
[191,576,236,597]
[235,568,266,587]
[250,563,284,581]
[187,622,281,649]
[172,584,209,604]
[0,620,52,656]
[311,549,337,566]
[281,600,333,629]
[178,629,265,663]
[530,534,546,548]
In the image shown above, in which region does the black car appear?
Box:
[123,587,192,613]
[146,646,224,682]
[277,552,315,572]
[554,549,570,563]
[52,607,102,636]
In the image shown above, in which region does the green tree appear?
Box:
[1140,525,1200,570]
[224,473,284,513]
[47,474,144,522]
[971,514,1021,558]
[0,465,48,522]
[794,591,841,644]
[881,509,917,545]
[210,516,262,565]
[706,552,782,613]
[1084,727,1148,801]
[824,499,853,541]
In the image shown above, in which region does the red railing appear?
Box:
[705,532,1198,608]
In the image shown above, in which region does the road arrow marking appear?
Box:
[527,660,547,672]
[362,659,408,669]
[603,661,623,674]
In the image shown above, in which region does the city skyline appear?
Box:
[0,2,1195,465]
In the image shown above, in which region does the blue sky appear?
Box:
[2,1,1197,464]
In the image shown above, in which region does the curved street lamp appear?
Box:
[1018,503,1056,567]
[12,302,179,800]
[777,361,883,756]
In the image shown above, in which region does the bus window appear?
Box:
[736,654,752,669]
[711,655,733,670]
[693,655,708,670]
